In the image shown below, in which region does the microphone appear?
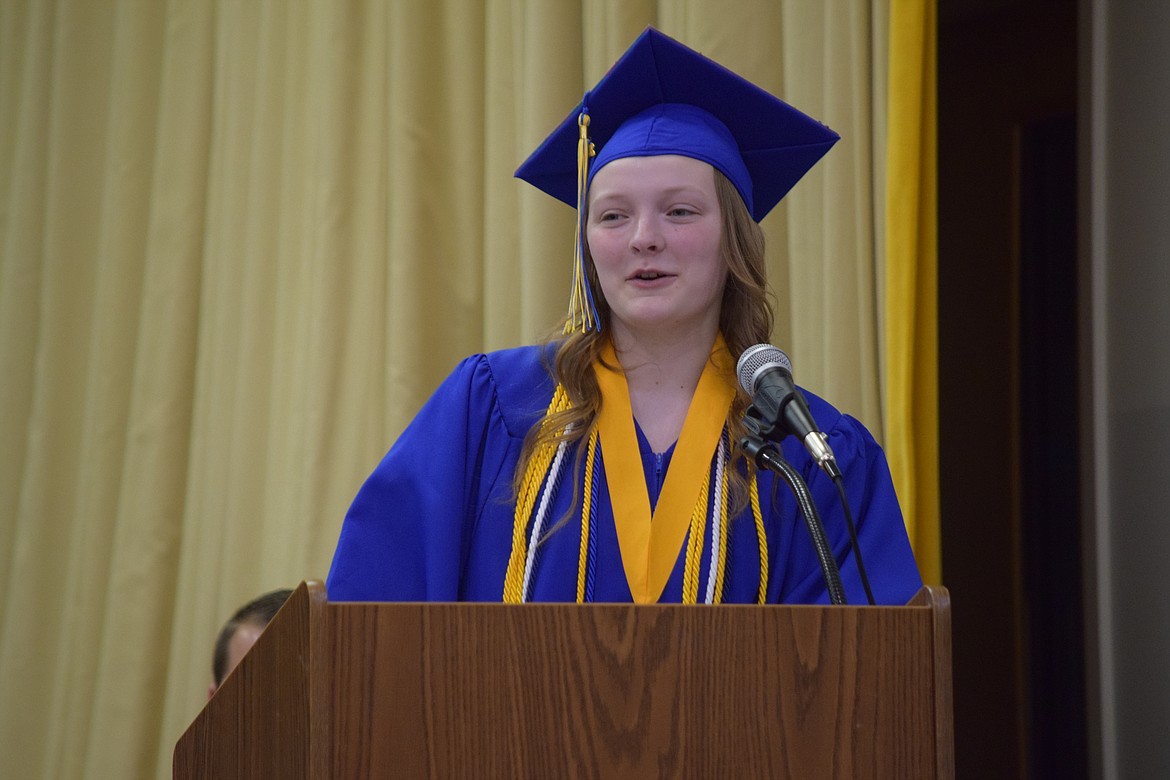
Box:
[736,344,840,479]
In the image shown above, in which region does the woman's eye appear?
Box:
[668,208,694,217]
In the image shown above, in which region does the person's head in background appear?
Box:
[208,588,293,698]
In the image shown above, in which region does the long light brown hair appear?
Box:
[513,167,773,514]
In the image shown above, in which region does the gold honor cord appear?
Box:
[594,336,737,603]
[751,476,768,604]
[576,428,600,602]
[503,386,572,603]
[681,468,712,604]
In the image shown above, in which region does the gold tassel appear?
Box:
[565,111,598,334]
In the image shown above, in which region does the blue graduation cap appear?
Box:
[515,27,839,332]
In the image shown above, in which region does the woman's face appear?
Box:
[586,154,727,342]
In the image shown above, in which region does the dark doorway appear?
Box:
[938,2,1085,777]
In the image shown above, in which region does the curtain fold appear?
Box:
[884,0,940,582]
[778,1,885,434]
[0,3,925,776]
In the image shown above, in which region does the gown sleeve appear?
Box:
[325,354,514,601]
[775,400,924,606]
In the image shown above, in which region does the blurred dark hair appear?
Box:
[212,588,293,685]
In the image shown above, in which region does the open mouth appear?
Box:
[631,270,670,281]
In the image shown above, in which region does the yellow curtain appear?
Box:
[883,0,940,583]
[0,2,916,776]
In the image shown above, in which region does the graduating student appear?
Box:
[327,28,921,605]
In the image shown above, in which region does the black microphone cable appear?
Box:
[830,474,875,605]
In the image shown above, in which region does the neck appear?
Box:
[609,321,721,452]
[610,313,720,370]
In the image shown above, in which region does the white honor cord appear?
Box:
[520,437,571,602]
[703,435,728,604]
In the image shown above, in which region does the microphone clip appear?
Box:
[743,402,841,480]
[739,418,784,473]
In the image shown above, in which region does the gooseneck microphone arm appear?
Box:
[741,420,846,606]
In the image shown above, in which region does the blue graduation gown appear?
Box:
[326,345,922,605]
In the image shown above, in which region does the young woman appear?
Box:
[326,29,921,605]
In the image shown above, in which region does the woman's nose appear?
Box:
[629,215,662,254]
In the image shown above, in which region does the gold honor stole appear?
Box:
[594,335,737,603]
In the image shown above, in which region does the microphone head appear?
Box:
[736,343,793,394]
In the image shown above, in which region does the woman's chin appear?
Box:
[611,310,717,342]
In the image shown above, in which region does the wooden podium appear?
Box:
[174,581,953,778]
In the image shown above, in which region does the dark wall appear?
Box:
[937,2,1082,777]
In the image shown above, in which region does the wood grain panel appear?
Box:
[175,582,953,779]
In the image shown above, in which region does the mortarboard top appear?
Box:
[515,26,840,223]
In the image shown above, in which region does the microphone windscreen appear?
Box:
[736,343,793,394]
